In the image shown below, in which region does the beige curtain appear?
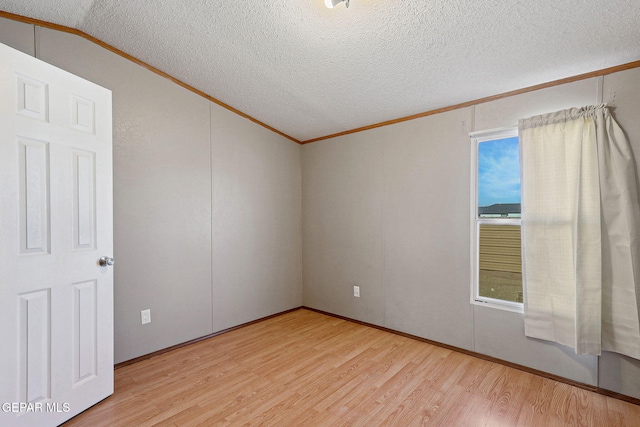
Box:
[520,105,640,359]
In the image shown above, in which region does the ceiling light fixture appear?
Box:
[325,0,349,8]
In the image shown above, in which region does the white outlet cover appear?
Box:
[354,286,360,297]
[141,309,151,325]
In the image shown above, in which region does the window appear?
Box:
[470,128,523,312]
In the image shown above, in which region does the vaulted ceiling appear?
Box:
[1,0,639,142]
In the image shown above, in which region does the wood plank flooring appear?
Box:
[63,309,640,426]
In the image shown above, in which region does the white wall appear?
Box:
[302,134,384,325]
[0,17,33,55]
[598,67,640,399]
[382,109,474,350]
[302,74,640,399]
[303,108,475,349]
[212,104,302,331]
[302,108,473,349]
[0,17,302,364]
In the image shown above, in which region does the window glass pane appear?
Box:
[478,224,522,303]
[478,137,521,218]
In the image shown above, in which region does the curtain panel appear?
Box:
[519,105,640,360]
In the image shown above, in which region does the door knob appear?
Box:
[99,256,115,267]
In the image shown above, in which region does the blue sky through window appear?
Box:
[478,137,520,207]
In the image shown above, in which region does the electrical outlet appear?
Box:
[141,309,151,325]
[354,286,360,298]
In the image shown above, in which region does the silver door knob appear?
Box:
[99,256,115,267]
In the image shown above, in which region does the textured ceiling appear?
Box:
[1,0,639,142]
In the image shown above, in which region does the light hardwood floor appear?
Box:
[63,309,640,426]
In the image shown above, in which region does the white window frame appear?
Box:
[470,126,523,313]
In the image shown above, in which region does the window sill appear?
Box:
[471,298,524,314]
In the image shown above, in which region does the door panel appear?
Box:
[0,42,113,427]
[18,137,51,255]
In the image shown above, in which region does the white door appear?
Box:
[0,42,113,426]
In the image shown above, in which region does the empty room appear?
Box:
[1,1,640,426]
